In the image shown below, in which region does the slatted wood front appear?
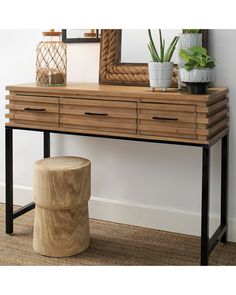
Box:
[139,102,197,139]
[196,96,229,141]
[60,98,137,134]
[6,93,59,127]
[5,84,229,145]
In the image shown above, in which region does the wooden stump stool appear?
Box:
[33,156,91,257]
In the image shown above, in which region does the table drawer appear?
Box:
[6,94,59,127]
[139,102,197,139]
[60,98,137,134]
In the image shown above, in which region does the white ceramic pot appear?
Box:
[180,68,215,94]
[148,62,174,91]
[179,33,202,51]
[178,33,202,88]
[180,68,215,83]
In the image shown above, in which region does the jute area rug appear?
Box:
[0,203,235,265]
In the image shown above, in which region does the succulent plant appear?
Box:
[148,29,179,63]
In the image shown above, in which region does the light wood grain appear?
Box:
[139,113,196,123]
[61,97,136,108]
[61,98,137,134]
[138,101,198,138]
[33,204,90,257]
[7,93,60,126]
[5,84,229,145]
[5,121,228,145]
[6,83,228,102]
[7,94,59,104]
[196,98,228,114]
[34,156,91,209]
[139,102,196,112]
[140,130,196,139]
[33,156,91,257]
[196,108,228,124]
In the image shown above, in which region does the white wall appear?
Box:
[209,30,236,223]
[0,30,235,241]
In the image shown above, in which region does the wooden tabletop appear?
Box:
[6,83,228,102]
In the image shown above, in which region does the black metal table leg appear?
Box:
[5,127,13,234]
[44,131,50,158]
[220,134,229,244]
[201,146,210,265]
[4,126,229,265]
[5,129,50,235]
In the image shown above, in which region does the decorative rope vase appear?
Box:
[36,29,67,87]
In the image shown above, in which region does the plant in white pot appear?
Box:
[179,29,202,50]
[178,29,202,88]
[179,46,216,94]
[147,29,179,91]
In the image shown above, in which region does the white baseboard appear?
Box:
[0,182,235,242]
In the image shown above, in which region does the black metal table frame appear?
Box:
[5,125,229,266]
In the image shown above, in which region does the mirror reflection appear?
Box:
[121,29,182,64]
[66,29,99,39]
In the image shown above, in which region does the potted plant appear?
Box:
[179,46,216,94]
[147,29,179,91]
[178,29,202,88]
[179,29,202,49]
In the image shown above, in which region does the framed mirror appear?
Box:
[62,29,100,43]
[99,29,208,87]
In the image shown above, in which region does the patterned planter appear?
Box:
[180,68,215,94]
[178,33,202,88]
[148,62,174,91]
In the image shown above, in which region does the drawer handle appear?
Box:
[84,112,108,116]
[152,116,178,121]
[24,107,46,112]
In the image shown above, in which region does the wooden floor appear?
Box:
[0,203,236,265]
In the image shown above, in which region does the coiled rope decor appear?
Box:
[99,30,208,87]
[99,29,178,87]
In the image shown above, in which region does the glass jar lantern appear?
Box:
[36,29,67,86]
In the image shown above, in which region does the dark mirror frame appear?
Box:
[62,29,100,43]
[99,29,208,87]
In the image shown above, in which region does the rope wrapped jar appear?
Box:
[36,29,67,86]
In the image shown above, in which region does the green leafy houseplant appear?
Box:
[179,46,216,71]
[148,29,179,62]
[179,46,216,94]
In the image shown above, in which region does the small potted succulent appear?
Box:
[147,29,179,91]
[179,46,216,94]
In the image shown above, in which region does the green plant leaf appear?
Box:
[179,48,190,62]
[148,43,157,62]
[165,36,179,62]
[184,63,194,71]
[147,29,161,62]
[206,60,216,68]
[159,29,164,62]
[147,29,178,63]
[179,45,216,71]
[164,36,179,62]
[189,46,207,56]
[162,39,166,62]
[183,29,200,34]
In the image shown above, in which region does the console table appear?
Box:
[5,83,229,265]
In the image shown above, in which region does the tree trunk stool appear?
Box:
[33,156,91,257]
